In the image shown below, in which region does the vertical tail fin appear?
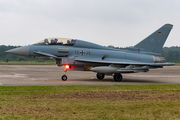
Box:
[134,24,173,53]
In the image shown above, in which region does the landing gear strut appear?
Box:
[96,73,105,80]
[114,73,123,82]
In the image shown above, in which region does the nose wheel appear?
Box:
[61,69,68,81]
[61,75,67,81]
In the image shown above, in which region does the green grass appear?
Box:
[0,85,180,119]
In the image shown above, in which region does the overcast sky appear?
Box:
[0,0,180,47]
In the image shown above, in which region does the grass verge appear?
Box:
[0,85,180,119]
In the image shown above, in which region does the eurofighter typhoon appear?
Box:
[6,24,174,82]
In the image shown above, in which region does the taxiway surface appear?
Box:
[0,65,180,86]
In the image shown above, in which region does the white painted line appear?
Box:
[124,75,180,78]
[0,74,27,78]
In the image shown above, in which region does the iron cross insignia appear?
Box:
[80,50,85,55]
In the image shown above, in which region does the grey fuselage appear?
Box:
[30,44,154,66]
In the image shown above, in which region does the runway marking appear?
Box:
[0,74,27,78]
[48,72,180,78]
[124,75,180,78]
[70,75,89,78]
[48,72,92,78]
[48,72,60,74]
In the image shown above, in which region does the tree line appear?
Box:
[161,46,180,62]
[0,45,180,62]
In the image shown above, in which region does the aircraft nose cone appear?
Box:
[5,46,30,56]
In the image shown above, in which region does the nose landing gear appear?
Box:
[62,75,67,81]
[61,69,68,81]
[61,73,67,81]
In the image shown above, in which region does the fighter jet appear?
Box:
[6,24,174,82]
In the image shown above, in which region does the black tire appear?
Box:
[114,73,123,82]
[96,73,105,80]
[61,75,67,81]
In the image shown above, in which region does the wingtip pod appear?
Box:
[165,63,175,66]
[163,24,173,28]
[163,63,175,66]
[150,63,175,66]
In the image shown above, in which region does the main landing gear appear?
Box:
[96,73,105,80]
[96,73,123,82]
[113,73,123,82]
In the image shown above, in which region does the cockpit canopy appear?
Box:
[33,38,76,46]
[33,37,110,50]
